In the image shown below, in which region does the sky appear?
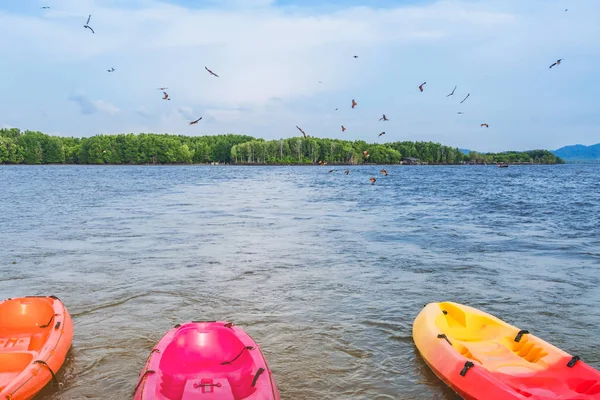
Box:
[0,0,599,152]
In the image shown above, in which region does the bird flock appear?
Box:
[38,5,569,184]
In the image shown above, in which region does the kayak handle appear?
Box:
[132,370,155,396]
[33,360,59,389]
[514,330,530,343]
[251,368,265,387]
[221,346,255,365]
[437,334,452,346]
[40,314,58,329]
[567,356,580,368]
[460,361,474,377]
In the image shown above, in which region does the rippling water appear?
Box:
[1,164,599,400]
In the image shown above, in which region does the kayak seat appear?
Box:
[436,302,505,342]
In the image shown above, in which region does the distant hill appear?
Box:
[552,143,600,162]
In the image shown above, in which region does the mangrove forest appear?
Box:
[0,128,564,165]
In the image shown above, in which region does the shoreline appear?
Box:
[0,162,567,167]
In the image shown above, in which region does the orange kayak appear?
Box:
[0,296,73,400]
[414,302,600,399]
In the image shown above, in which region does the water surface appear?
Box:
[1,165,599,399]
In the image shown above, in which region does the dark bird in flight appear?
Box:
[481,123,489,128]
[418,82,427,92]
[83,14,95,34]
[363,150,370,158]
[353,55,358,58]
[379,114,389,121]
[549,59,563,69]
[107,67,115,72]
[157,87,168,91]
[344,169,349,175]
[460,93,470,104]
[351,99,357,109]
[378,132,386,137]
[457,112,464,115]
[41,6,50,9]
[335,108,338,111]
[162,91,171,100]
[341,125,346,132]
[370,177,376,185]
[189,117,202,125]
[380,169,387,176]
[205,66,219,77]
[296,125,307,138]
[446,85,457,97]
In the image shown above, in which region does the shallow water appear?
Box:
[0,164,599,400]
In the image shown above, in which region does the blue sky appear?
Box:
[0,0,598,152]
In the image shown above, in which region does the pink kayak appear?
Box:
[133,321,281,400]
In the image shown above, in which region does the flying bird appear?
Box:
[549,59,563,69]
[83,14,95,34]
[378,132,386,137]
[41,6,50,9]
[341,125,346,132]
[205,66,219,77]
[379,114,389,121]
[189,117,203,125]
[353,55,358,58]
[156,87,168,91]
[351,99,357,109]
[457,112,464,115]
[418,82,426,92]
[481,123,489,128]
[296,125,307,138]
[370,177,376,185]
[460,93,470,104]
[363,150,370,158]
[162,91,171,100]
[107,67,115,72]
[344,169,349,175]
[380,169,387,176]
[335,108,338,111]
[446,85,457,97]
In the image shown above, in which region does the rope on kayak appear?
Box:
[437,334,452,346]
[221,346,255,365]
[251,368,265,387]
[224,322,234,329]
[132,370,155,396]
[459,361,474,377]
[514,330,530,343]
[567,356,580,368]
[33,360,59,389]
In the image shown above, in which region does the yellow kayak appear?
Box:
[413,301,600,399]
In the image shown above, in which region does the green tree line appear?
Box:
[0,128,564,165]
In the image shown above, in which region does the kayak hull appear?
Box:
[0,296,73,400]
[413,302,600,400]
[134,321,280,400]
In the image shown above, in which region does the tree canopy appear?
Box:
[0,128,564,165]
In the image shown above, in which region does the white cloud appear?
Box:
[68,94,119,115]
[0,0,599,150]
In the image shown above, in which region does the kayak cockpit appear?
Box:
[158,324,260,399]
